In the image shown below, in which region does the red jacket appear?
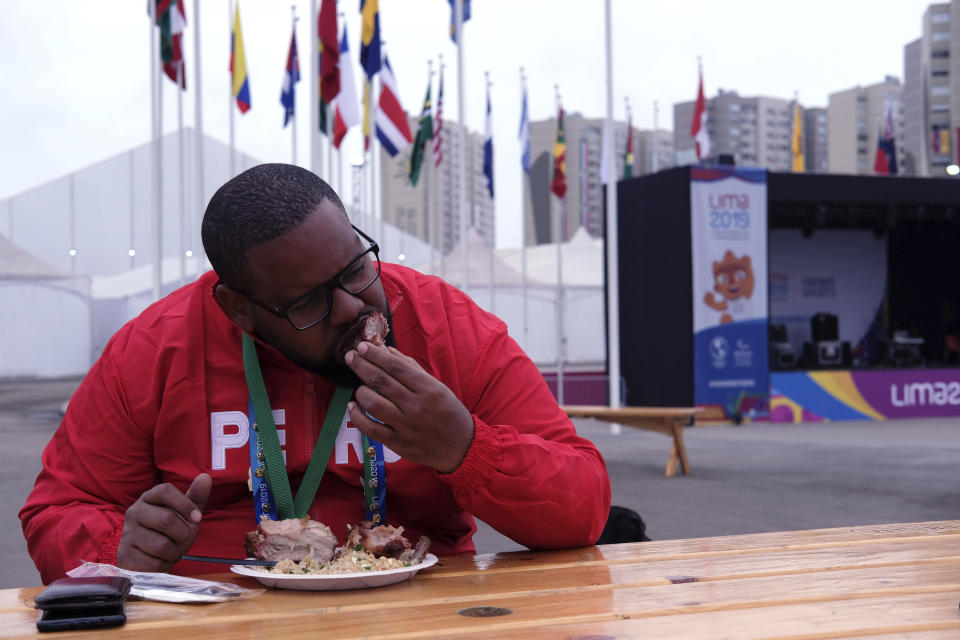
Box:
[21,265,610,583]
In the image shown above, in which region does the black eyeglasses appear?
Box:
[236,225,381,331]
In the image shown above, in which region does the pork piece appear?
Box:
[244,517,338,563]
[345,521,430,561]
[359,312,388,346]
[399,535,432,564]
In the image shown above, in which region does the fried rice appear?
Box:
[261,544,416,575]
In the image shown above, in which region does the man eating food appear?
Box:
[20,163,611,583]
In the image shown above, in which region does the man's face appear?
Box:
[239,201,390,386]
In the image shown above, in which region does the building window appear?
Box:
[932,49,949,58]
[932,30,950,41]
[931,103,949,112]
[931,11,949,23]
[931,84,950,95]
[932,69,949,77]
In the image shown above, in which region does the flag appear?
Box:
[317,0,340,135]
[359,0,382,77]
[408,80,433,186]
[690,67,710,161]
[362,81,373,151]
[623,118,635,179]
[280,27,300,128]
[374,56,413,156]
[551,106,567,198]
[359,0,382,149]
[483,83,494,197]
[791,102,804,172]
[518,85,531,174]
[155,0,187,89]
[448,0,472,43]
[433,67,444,167]
[230,3,251,114]
[932,125,949,156]
[332,28,360,149]
[874,100,897,175]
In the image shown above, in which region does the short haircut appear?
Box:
[201,163,346,286]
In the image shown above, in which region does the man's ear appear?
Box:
[214,283,255,333]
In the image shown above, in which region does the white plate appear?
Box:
[230,554,438,591]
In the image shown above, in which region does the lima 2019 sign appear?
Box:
[771,370,960,422]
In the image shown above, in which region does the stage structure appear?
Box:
[617,166,960,422]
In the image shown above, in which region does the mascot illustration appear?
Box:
[704,250,755,324]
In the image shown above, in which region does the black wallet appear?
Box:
[34,576,131,632]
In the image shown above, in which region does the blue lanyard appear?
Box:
[248,397,279,523]
[247,397,388,525]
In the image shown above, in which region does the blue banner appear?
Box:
[690,167,769,420]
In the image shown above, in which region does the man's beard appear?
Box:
[253,310,396,389]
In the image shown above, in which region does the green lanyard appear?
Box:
[242,334,351,520]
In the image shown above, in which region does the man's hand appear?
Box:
[345,343,474,473]
[116,473,212,572]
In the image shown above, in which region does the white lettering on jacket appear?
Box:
[335,417,401,464]
[210,409,286,470]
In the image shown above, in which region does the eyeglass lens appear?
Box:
[286,252,380,329]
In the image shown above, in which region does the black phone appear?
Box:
[36,605,126,632]
[34,576,131,633]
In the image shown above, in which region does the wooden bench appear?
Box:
[562,406,702,477]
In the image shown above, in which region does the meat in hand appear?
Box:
[360,312,388,346]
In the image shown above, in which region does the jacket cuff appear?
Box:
[439,415,503,498]
[97,521,125,567]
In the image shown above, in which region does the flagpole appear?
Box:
[604,0,621,407]
[310,0,321,175]
[652,99,659,173]
[430,55,443,277]
[178,60,186,286]
[455,0,468,297]
[291,6,299,166]
[193,0,206,271]
[129,151,136,269]
[624,95,630,180]
[485,71,495,312]
[425,59,435,274]
[520,67,529,351]
[149,3,162,301]
[554,85,565,405]
[229,1,236,177]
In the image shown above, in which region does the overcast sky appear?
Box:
[0,0,936,247]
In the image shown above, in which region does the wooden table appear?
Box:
[564,405,702,476]
[3,520,959,639]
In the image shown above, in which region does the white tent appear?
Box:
[0,234,91,378]
[410,226,606,367]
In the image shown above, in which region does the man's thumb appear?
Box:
[185,473,212,516]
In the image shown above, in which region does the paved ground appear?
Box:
[3,377,959,588]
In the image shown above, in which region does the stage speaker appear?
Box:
[770,323,788,344]
[811,313,839,343]
[768,323,796,370]
[816,341,843,366]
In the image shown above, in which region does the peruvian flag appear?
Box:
[690,68,710,161]
[332,28,360,149]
